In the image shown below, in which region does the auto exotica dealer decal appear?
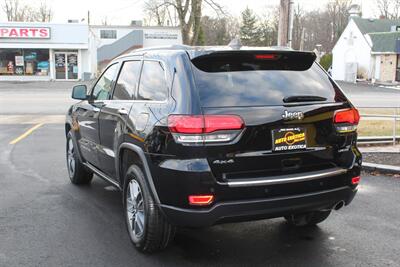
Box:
[274,131,306,151]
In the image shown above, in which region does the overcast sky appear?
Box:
[1,0,379,25]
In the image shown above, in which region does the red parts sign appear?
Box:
[0,27,50,39]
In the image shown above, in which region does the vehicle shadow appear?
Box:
[73,178,335,266]
[154,216,335,266]
[61,178,338,267]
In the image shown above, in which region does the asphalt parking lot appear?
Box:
[0,81,399,266]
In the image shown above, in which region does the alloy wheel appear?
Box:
[67,137,75,176]
[126,179,145,239]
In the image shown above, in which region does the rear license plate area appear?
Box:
[272,127,307,152]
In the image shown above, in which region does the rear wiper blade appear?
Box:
[283,95,327,103]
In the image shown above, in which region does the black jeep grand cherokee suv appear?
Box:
[65,46,361,253]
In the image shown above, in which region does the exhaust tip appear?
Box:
[334,200,345,211]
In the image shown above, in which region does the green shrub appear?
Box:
[320,54,332,71]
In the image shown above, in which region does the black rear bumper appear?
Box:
[160,186,357,227]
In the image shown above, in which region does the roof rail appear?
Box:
[132,44,193,53]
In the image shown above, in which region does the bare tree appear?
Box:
[326,0,352,42]
[37,1,53,22]
[377,0,400,19]
[291,4,305,50]
[101,16,109,26]
[2,0,22,21]
[2,0,53,22]
[201,15,239,45]
[288,0,352,52]
[144,0,176,26]
[144,0,225,45]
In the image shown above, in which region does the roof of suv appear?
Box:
[116,45,299,60]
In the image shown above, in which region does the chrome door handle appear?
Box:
[118,108,129,115]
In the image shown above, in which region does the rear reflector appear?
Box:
[351,176,361,185]
[168,115,244,145]
[188,195,214,206]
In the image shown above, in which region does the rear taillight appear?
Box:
[333,108,360,133]
[168,115,244,145]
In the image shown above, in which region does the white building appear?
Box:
[0,21,182,81]
[0,22,93,81]
[332,16,400,83]
[90,25,182,72]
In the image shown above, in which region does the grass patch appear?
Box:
[358,108,400,116]
[358,119,400,136]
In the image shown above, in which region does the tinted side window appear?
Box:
[92,64,119,101]
[138,61,167,101]
[113,61,142,100]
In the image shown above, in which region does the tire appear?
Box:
[66,131,93,185]
[123,165,175,253]
[284,210,331,227]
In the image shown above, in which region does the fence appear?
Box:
[357,107,400,145]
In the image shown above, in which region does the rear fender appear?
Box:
[117,143,160,204]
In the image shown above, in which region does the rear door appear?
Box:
[75,63,119,168]
[125,60,170,148]
[98,59,142,178]
[190,51,355,182]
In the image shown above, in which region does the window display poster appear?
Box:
[37,61,49,70]
[25,52,37,61]
[15,56,24,66]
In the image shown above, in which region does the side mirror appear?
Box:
[72,85,88,100]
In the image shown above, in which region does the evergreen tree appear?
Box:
[240,7,260,46]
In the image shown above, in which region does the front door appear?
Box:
[98,59,142,179]
[75,63,120,168]
[55,52,78,80]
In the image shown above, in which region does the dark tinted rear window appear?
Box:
[191,53,343,107]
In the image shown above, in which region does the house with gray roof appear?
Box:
[332,16,400,83]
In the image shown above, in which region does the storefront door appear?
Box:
[55,52,78,80]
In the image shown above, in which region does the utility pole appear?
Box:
[278,0,294,47]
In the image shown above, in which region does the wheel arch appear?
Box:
[117,143,160,204]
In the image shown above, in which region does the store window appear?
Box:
[0,49,50,76]
[100,30,117,39]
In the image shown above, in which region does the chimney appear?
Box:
[349,4,362,19]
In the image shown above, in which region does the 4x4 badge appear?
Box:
[213,159,235,165]
[282,110,304,120]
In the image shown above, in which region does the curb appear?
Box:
[363,162,400,174]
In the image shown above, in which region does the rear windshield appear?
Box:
[191,53,343,107]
